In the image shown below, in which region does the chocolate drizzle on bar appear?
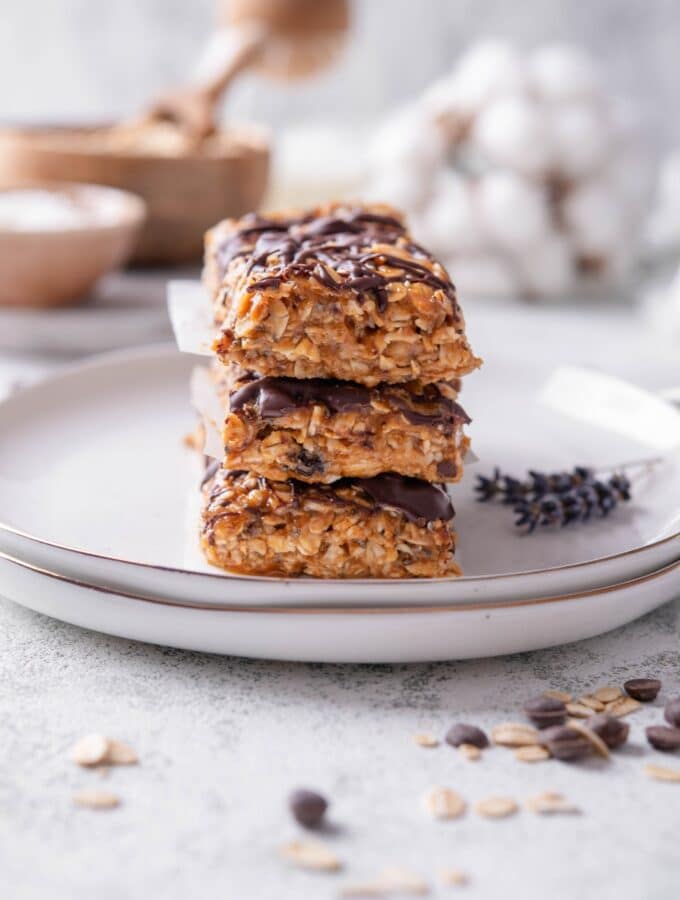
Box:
[205,467,454,525]
[216,207,458,315]
[229,372,470,429]
[351,474,454,524]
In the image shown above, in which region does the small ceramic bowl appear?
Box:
[0,181,146,308]
[0,123,270,264]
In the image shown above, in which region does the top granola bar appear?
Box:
[205,202,481,387]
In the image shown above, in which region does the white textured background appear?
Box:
[0,0,679,150]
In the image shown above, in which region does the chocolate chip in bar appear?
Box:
[645,726,680,753]
[524,695,567,729]
[587,714,630,750]
[445,723,489,749]
[623,678,661,702]
[539,725,591,761]
[664,697,680,727]
[289,788,328,829]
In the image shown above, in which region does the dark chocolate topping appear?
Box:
[230,376,371,418]
[229,373,470,428]
[206,468,454,525]
[217,207,458,315]
[352,474,454,524]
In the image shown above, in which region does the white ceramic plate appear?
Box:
[0,345,677,610]
[0,549,677,662]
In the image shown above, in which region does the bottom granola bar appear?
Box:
[200,466,460,579]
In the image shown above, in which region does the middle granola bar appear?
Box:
[216,364,470,483]
[206,202,481,387]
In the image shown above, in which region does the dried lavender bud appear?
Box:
[587,714,629,750]
[445,723,489,749]
[540,725,591,761]
[646,726,680,752]
[624,678,661,702]
[524,695,567,728]
[289,789,328,828]
[664,698,680,727]
[513,473,632,533]
[475,465,595,504]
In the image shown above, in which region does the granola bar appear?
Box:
[200,466,460,578]
[205,203,480,387]
[218,365,470,483]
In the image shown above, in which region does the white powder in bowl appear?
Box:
[0,188,123,231]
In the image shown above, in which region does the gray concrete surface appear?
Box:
[1,592,679,900]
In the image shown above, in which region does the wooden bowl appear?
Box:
[0,182,146,308]
[0,123,270,265]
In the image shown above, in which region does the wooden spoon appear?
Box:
[147,0,349,142]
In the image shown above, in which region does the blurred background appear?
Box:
[1,0,679,150]
[1,0,680,358]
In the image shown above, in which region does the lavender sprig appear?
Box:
[513,474,632,533]
[475,466,595,504]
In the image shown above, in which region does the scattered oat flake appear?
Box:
[73,789,120,809]
[458,743,480,761]
[592,686,622,703]
[526,791,580,815]
[606,696,642,717]
[564,719,610,758]
[514,744,551,763]
[544,690,572,703]
[379,867,429,895]
[439,868,469,887]
[491,722,539,747]
[280,839,341,871]
[644,763,680,783]
[340,881,389,897]
[105,739,138,765]
[578,695,605,712]
[475,796,518,819]
[565,702,593,718]
[423,787,466,820]
[71,734,109,767]
[414,733,439,748]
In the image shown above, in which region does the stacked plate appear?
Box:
[0,344,677,662]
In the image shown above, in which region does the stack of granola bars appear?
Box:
[198,203,480,578]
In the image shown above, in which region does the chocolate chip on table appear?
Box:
[664,698,680,727]
[623,678,661,702]
[646,726,680,752]
[289,789,328,829]
[587,714,630,750]
[524,695,567,728]
[445,723,489,749]
[539,725,592,761]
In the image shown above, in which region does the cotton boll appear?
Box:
[606,145,654,222]
[562,179,630,256]
[363,167,432,216]
[413,171,485,255]
[656,151,680,208]
[528,43,601,102]
[449,39,527,115]
[645,151,680,252]
[368,105,446,175]
[549,102,611,178]
[448,252,520,297]
[421,76,467,121]
[473,96,553,175]
[476,171,551,251]
[515,232,573,296]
